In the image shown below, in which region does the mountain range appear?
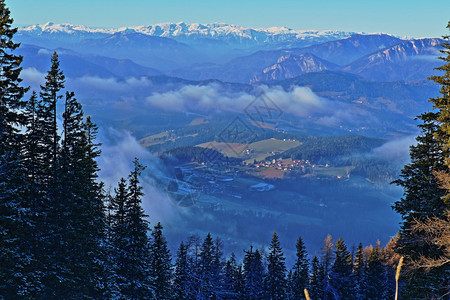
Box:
[17,22,444,139]
[17,22,442,83]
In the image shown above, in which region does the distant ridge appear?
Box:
[19,22,358,47]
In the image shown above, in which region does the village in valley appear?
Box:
[161,138,353,207]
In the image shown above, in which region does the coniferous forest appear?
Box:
[0,1,449,299]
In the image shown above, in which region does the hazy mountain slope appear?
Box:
[297,33,403,65]
[18,44,162,78]
[171,34,406,83]
[75,32,204,70]
[275,70,438,114]
[251,53,339,83]
[342,38,443,81]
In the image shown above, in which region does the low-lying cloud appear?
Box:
[98,128,185,225]
[146,84,357,125]
[372,135,417,163]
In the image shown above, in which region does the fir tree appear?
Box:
[0,0,39,296]
[321,234,334,298]
[110,159,154,298]
[242,246,264,300]
[173,241,192,300]
[365,245,386,300]
[197,233,225,298]
[33,53,67,297]
[224,253,245,299]
[39,52,64,169]
[264,232,287,299]
[149,222,172,300]
[309,256,324,300]
[330,237,353,299]
[351,243,367,300]
[291,236,309,299]
[393,21,450,298]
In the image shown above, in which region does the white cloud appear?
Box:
[372,135,416,162]
[97,128,185,225]
[22,67,46,86]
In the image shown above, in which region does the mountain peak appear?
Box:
[19,22,358,45]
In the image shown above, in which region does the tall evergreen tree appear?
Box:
[351,243,367,300]
[32,53,67,297]
[174,241,191,300]
[264,232,287,299]
[110,159,154,298]
[196,233,225,298]
[123,158,153,298]
[393,21,450,298]
[309,256,324,300]
[242,246,265,300]
[39,52,64,169]
[0,1,39,297]
[291,236,309,299]
[364,245,387,300]
[224,253,245,299]
[321,234,334,298]
[330,237,353,299]
[149,222,172,300]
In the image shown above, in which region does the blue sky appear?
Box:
[6,0,450,37]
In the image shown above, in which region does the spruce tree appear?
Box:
[149,222,172,300]
[264,232,287,299]
[243,246,264,300]
[197,233,225,298]
[330,237,353,299]
[173,241,192,300]
[364,245,386,300]
[0,0,39,297]
[351,243,367,300]
[123,158,153,298]
[291,236,309,299]
[309,256,324,300]
[393,21,450,298]
[110,159,154,298]
[320,234,334,298]
[224,253,245,299]
[66,108,108,298]
[33,53,67,297]
[39,52,64,169]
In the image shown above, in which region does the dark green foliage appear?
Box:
[38,52,64,172]
[351,243,367,299]
[196,233,226,298]
[0,1,38,297]
[330,238,353,299]
[150,222,172,300]
[173,241,191,300]
[111,158,154,298]
[264,232,287,299]
[161,145,242,166]
[243,246,265,299]
[309,256,325,300]
[225,253,245,299]
[393,22,450,298]
[320,234,334,296]
[278,135,384,165]
[291,236,309,299]
[365,246,386,299]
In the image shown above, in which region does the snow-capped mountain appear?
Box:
[18,22,356,48]
[19,22,114,34]
[126,22,355,46]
